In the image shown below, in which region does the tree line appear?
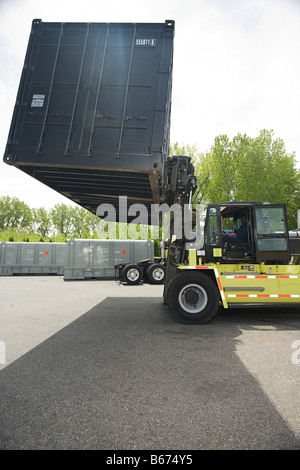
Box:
[0,200,100,242]
[0,129,299,243]
[171,129,300,229]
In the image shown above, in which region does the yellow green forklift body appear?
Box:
[178,261,300,308]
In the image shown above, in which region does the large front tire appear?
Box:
[167,272,220,324]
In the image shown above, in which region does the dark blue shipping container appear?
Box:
[4,19,175,221]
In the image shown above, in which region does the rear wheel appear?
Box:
[146,264,166,284]
[122,264,143,285]
[167,272,219,324]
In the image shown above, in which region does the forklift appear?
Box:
[161,157,300,324]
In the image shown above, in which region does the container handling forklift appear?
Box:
[120,155,300,324]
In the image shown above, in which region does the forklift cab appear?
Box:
[201,202,290,264]
[221,205,253,259]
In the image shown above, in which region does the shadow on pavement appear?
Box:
[0,297,299,450]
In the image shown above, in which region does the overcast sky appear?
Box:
[0,0,299,210]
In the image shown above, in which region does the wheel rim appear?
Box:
[126,268,140,282]
[178,283,208,314]
[152,267,165,281]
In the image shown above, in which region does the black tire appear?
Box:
[167,272,220,324]
[122,264,143,285]
[146,263,166,284]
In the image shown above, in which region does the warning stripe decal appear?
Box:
[215,269,225,301]
[226,275,298,279]
[192,266,226,301]
[178,267,299,303]
[228,294,299,298]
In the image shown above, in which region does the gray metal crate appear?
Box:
[0,242,66,275]
[63,239,154,280]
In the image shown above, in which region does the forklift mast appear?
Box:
[162,156,198,302]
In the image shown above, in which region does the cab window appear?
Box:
[205,207,219,246]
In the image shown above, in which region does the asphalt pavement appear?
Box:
[0,276,300,450]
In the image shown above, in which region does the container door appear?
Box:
[254,205,290,263]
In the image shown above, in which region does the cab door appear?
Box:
[204,204,223,261]
[254,204,290,263]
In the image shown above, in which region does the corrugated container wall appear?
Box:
[4,19,175,222]
[0,242,66,275]
[63,238,154,279]
[0,239,154,278]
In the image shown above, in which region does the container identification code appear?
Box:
[136,38,156,46]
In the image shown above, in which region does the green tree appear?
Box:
[70,206,84,238]
[70,207,101,238]
[32,207,51,238]
[169,142,200,160]
[193,130,299,228]
[49,204,73,237]
[0,196,33,231]
[84,211,101,237]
